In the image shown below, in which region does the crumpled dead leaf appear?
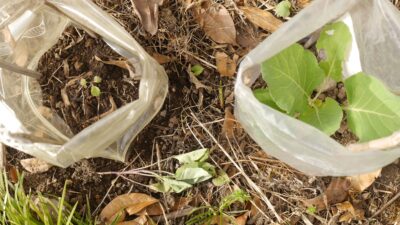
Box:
[117,215,148,225]
[222,107,235,139]
[348,169,381,192]
[297,0,310,8]
[130,0,163,35]
[100,193,159,224]
[240,7,282,33]
[152,53,174,64]
[336,201,365,223]
[235,212,250,225]
[94,55,137,79]
[215,52,239,77]
[20,158,53,174]
[303,178,351,211]
[196,2,237,45]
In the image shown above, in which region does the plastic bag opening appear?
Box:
[235,0,400,176]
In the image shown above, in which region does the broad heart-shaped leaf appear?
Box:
[261,43,325,115]
[345,73,400,142]
[299,98,343,135]
[253,88,282,111]
[173,148,209,164]
[316,21,351,81]
[150,177,192,193]
[175,162,215,184]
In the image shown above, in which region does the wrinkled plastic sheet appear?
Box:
[0,0,168,167]
[235,0,400,176]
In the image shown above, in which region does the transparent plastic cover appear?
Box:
[235,0,400,176]
[0,0,168,167]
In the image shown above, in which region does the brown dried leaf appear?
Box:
[222,107,235,138]
[171,197,193,211]
[117,215,148,225]
[336,201,365,223]
[250,197,263,217]
[152,53,174,64]
[8,166,18,183]
[20,158,53,174]
[240,7,282,33]
[100,193,158,223]
[348,169,381,192]
[94,55,137,79]
[196,3,237,45]
[297,0,310,8]
[135,202,163,216]
[235,212,250,225]
[130,0,163,35]
[215,52,239,77]
[303,178,351,211]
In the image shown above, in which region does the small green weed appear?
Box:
[0,171,98,225]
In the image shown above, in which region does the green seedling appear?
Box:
[254,21,400,141]
[186,189,250,225]
[191,64,204,76]
[275,0,291,18]
[79,76,103,97]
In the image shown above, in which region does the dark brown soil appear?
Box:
[38,26,139,134]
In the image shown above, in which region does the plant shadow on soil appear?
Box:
[5,0,400,224]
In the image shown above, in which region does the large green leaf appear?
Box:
[261,43,325,115]
[173,148,209,164]
[253,88,282,111]
[299,98,343,135]
[345,73,400,142]
[175,162,215,184]
[316,21,351,81]
[150,177,192,193]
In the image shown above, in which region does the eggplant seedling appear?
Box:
[80,76,102,97]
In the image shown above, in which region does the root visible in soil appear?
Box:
[38,26,139,134]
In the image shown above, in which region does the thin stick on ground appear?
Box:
[190,111,283,223]
[371,191,400,218]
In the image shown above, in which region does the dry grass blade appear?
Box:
[240,7,282,33]
[196,3,237,45]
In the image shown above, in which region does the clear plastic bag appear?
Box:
[0,0,168,167]
[235,0,400,176]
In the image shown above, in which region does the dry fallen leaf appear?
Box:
[196,3,237,45]
[235,212,250,225]
[171,197,193,211]
[303,178,351,211]
[20,158,53,174]
[222,107,235,139]
[100,193,158,223]
[297,0,310,8]
[94,55,137,79]
[240,7,282,33]
[135,202,163,216]
[152,53,174,64]
[215,52,239,77]
[348,169,381,192]
[130,0,163,35]
[8,166,18,183]
[336,201,365,223]
[117,215,148,225]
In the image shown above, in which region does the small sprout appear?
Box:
[80,78,87,88]
[93,75,102,83]
[90,86,101,97]
[191,64,204,76]
[306,206,317,214]
[275,0,291,18]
